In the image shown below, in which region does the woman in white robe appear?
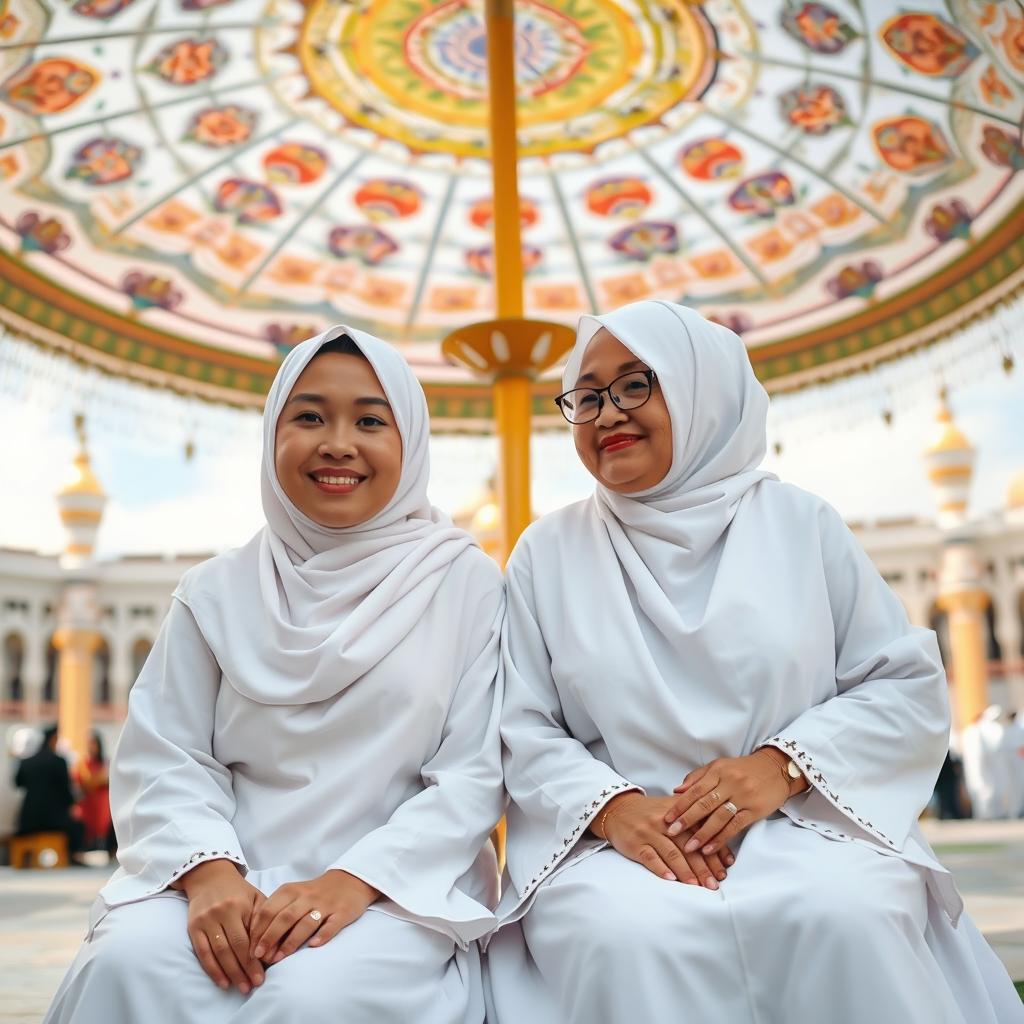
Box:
[485,300,1023,1024]
[46,326,505,1024]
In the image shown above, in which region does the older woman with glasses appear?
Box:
[484,301,1023,1024]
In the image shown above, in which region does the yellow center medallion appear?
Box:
[296,0,715,159]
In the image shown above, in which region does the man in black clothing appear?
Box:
[14,725,85,858]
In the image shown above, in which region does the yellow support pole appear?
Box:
[485,0,533,565]
[486,0,524,322]
[938,590,990,731]
[55,627,100,763]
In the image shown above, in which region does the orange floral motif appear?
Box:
[881,13,978,77]
[1000,15,1024,73]
[151,38,227,86]
[872,116,951,175]
[185,105,256,147]
[0,0,20,39]
[809,193,859,228]
[428,285,480,312]
[690,250,738,279]
[1,57,97,114]
[145,201,203,234]
[979,64,1011,106]
[747,229,793,264]
[269,255,319,285]
[530,283,582,311]
[214,233,262,269]
[600,274,649,305]
[358,277,407,306]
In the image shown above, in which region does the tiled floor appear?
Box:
[3,819,1023,1023]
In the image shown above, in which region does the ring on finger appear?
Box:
[309,909,323,923]
[709,790,721,805]
[723,800,739,816]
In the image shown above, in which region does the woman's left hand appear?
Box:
[249,871,380,965]
[661,750,796,856]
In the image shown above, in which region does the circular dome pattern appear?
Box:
[0,0,1022,427]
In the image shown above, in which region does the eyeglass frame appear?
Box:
[554,369,658,425]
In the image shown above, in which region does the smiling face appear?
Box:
[274,350,403,528]
[571,328,673,493]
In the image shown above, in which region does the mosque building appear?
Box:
[1,402,1023,831]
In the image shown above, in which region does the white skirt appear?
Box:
[485,817,1023,1024]
[45,871,485,1024]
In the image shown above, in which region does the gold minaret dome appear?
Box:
[58,448,106,500]
[925,402,972,456]
[55,415,107,565]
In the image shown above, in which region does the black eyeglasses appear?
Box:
[554,369,657,425]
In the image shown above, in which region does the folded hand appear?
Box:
[249,870,380,966]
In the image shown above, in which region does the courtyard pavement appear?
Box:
[1,818,1022,1022]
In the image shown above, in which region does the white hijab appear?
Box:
[563,300,776,629]
[176,325,473,705]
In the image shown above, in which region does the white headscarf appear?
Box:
[176,325,473,705]
[563,300,776,629]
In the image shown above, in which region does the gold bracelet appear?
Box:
[597,792,637,839]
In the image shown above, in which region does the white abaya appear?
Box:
[46,326,506,1024]
[484,301,1023,1024]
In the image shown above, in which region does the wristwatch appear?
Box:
[759,746,806,796]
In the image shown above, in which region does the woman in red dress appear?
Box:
[74,731,112,851]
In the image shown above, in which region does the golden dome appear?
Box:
[1008,470,1024,510]
[925,402,972,456]
[58,449,106,500]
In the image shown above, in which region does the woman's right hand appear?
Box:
[176,859,266,994]
[596,792,732,889]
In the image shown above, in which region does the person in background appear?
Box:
[15,724,85,861]
[1002,710,1024,818]
[74,731,112,853]
[934,748,967,820]
[962,705,1014,819]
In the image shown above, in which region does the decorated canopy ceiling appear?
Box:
[0,0,1022,427]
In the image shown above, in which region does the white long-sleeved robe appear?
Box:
[485,484,1024,1024]
[46,546,505,1024]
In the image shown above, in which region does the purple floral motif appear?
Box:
[728,172,796,219]
[265,323,318,355]
[707,312,753,335]
[328,225,399,266]
[924,200,972,243]
[465,244,542,277]
[608,221,679,261]
[778,84,848,135]
[826,261,883,301]
[66,137,142,185]
[122,272,183,311]
[16,212,71,255]
[72,0,137,17]
[980,126,1024,171]
[214,179,282,223]
[180,0,234,8]
[781,3,857,55]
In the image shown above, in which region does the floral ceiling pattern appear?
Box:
[0,0,1022,426]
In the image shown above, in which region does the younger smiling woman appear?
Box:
[46,329,505,1024]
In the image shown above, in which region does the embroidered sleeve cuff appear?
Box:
[161,849,248,894]
[517,780,640,902]
[764,736,897,850]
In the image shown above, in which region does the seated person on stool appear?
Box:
[15,725,85,863]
